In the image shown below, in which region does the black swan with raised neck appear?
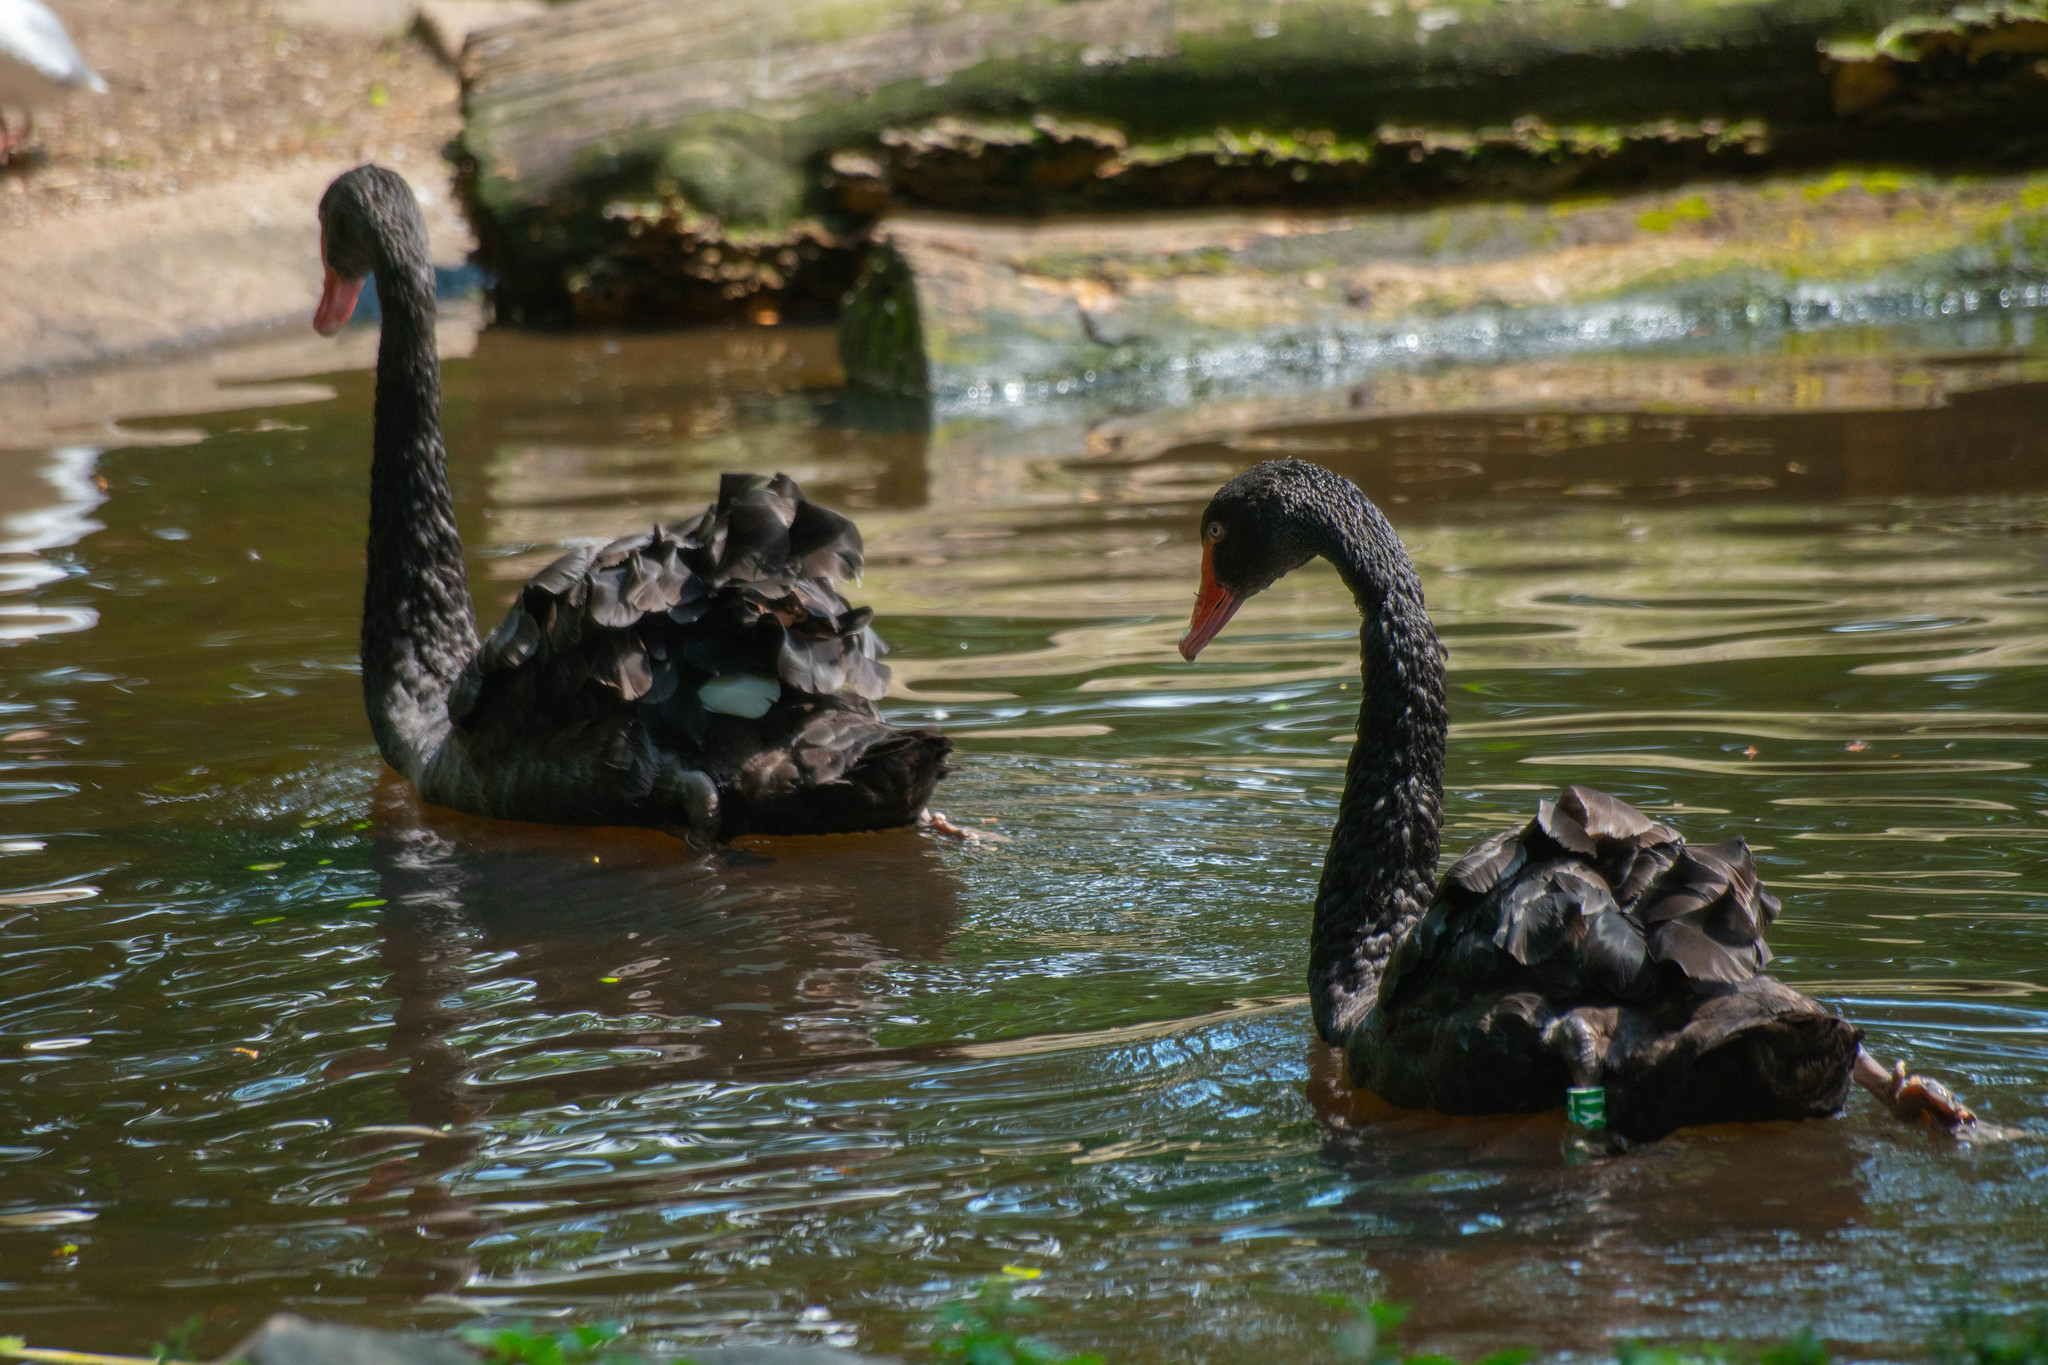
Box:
[1180,458,1975,1141]
[314,164,950,838]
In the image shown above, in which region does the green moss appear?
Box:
[1638,194,1713,231]
[658,118,809,228]
[1802,169,1909,200]
[461,0,2048,326]
[838,246,931,396]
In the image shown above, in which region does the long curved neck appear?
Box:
[1306,489,1448,1044]
[362,233,475,779]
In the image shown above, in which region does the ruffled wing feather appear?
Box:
[1388,784,1777,1013]
[453,475,892,755]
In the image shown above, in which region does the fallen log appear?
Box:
[837,170,2048,404]
[457,0,2048,328]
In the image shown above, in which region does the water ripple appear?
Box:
[2,329,2047,1359]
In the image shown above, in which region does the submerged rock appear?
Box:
[221,1314,899,1365]
[226,1315,479,1365]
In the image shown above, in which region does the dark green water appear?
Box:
[2,325,2047,1361]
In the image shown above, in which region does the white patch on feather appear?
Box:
[699,674,781,718]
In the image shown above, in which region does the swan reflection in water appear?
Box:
[335,778,965,1296]
[1303,1047,1887,1346]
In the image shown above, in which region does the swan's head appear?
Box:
[1180,459,1336,660]
[314,164,421,337]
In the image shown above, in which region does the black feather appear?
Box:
[844,642,892,701]
[528,545,595,604]
[479,602,541,673]
[592,636,655,700]
[623,544,689,614]
[453,472,944,836]
[1611,838,1681,909]
[719,503,793,583]
[447,660,484,727]
[586,567,640,629]
[595,530,652,569]
[1443,830,1525,899]
[1558,784,1673,844]
[1647,919,1758,983]
[1527,796,1598,858]
[1582,899,1655,999]
[789,499,865,581]
[1494,865,1572,968]
[788,576,851,619]
[1402,787,1785,1013]
[778,631,852,695]
[718,472,771,511]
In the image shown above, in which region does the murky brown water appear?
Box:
[2,322,2046,1361]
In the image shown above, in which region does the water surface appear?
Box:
[2,323,2047,1361]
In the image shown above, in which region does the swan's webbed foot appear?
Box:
[918,808,981,843]
[1853,1048,1976,1132]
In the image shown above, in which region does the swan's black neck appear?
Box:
[1306,485,1448,1043]
[361,217,475,779]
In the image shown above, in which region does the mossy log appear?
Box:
[839,170,2048,403]
[459,0,2048,327]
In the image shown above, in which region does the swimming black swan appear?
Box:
[1179,459,1975,1141]
[313,164,950,838]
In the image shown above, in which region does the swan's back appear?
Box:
[444,473,950,835]
[1382,785,1777,1009]
[1360,785,1858,1139]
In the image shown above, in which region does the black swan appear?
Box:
[313,164,950,838]
[1179,458,1975,1142]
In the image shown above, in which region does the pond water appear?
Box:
[3,320,2048,1362]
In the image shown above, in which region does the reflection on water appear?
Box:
[0,447,103,641]
[0,322,2046,1360]
[346,781,965,1308]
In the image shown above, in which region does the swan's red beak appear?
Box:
[314,265,365,337]
[1179,543,1242,660]
[314,230,365,337]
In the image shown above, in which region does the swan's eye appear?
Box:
[1204,521,1226,544]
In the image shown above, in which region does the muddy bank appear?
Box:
[0,157,474,380]
[0,0,473,381]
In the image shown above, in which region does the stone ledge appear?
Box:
[219,1314,898,1365]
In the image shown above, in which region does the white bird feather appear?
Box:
[698,674,783,719]
[0,0,105,116]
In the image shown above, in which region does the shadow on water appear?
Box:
[1172,376,2048,510]
[1301,1045,1872,1321]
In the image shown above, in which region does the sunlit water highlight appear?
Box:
[0,323,2045,1361]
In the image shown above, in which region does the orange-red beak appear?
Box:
[313,230,365,337]
[1179,542,1242,660]
[314,264,365,337]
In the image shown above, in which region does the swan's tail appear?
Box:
[1605,978,1861,1140]
[719,710,952,837]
